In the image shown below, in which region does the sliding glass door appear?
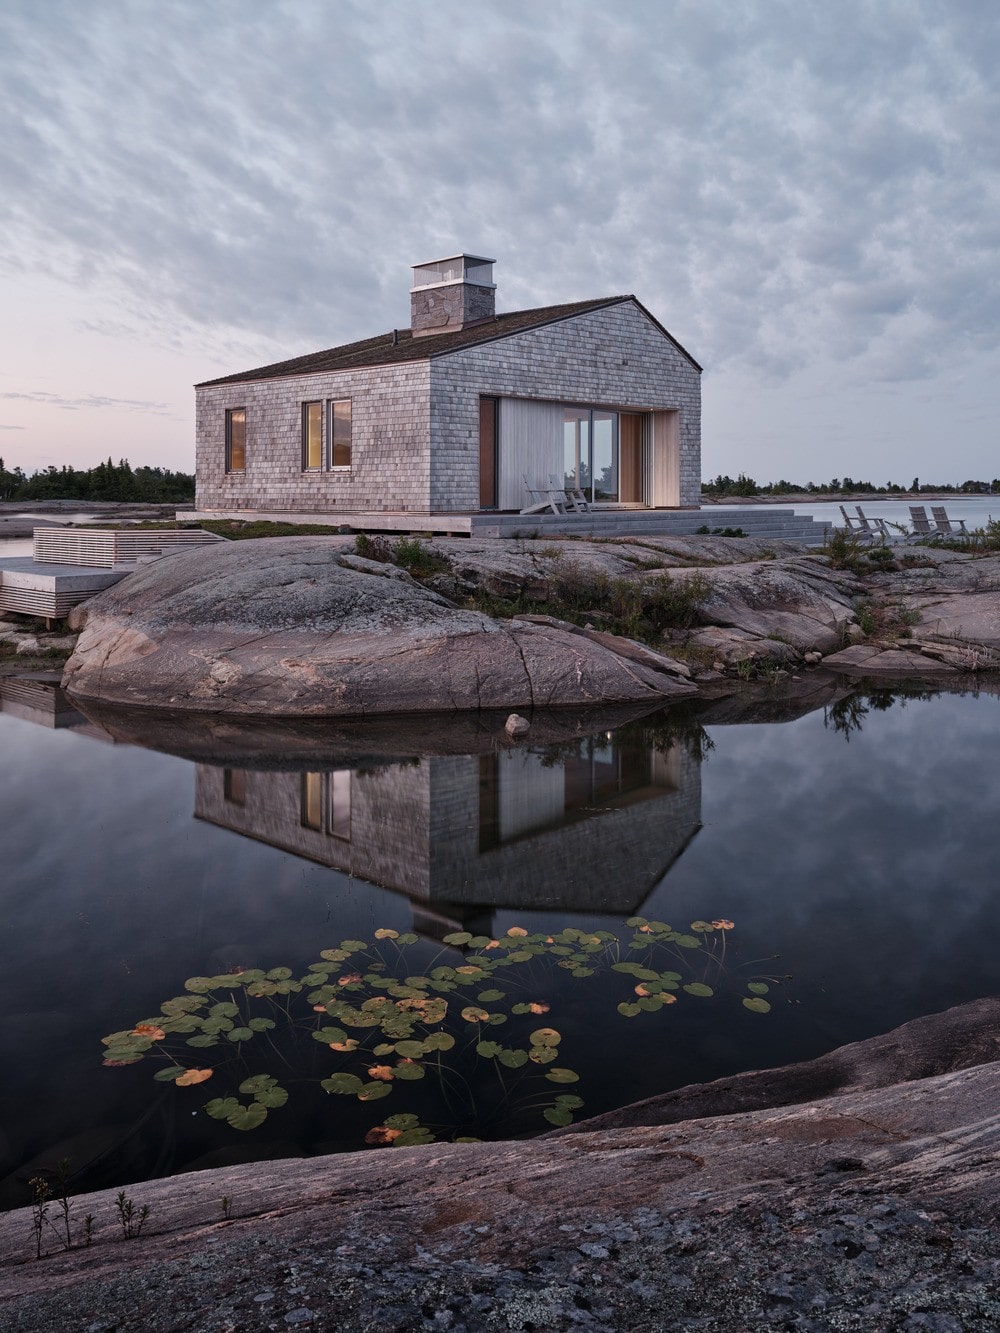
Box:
[563,408,619,502]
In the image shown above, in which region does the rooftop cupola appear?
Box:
[410,253,496,337]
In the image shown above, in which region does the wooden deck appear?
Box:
[179,506,831,544]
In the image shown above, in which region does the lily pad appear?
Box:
[358,1080,394,1101]
[227,1103,268,1131]
[239,1074,277,1094]
[530,1027,561,1047]
[393,1127,435,1146]
[498,1049,529,1069]
[543,1107,574,1127]
[253,1086,289,1109]
[392,1062,425,1081]
[545,1067,580,1084]
[743,996,772,1013]
[321,1072,364,1095]
[205,1097,242,1119]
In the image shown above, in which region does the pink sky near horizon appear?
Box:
[2,1,998,486]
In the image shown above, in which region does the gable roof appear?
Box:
[196,295,702,387]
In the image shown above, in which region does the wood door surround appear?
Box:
[479,397,498,509]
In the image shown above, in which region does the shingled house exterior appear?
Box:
[194,255,702,518]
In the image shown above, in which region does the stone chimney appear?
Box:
[410,254,496,337]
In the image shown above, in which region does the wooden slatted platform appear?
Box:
[33,527,223,567]
[0,526,223,624]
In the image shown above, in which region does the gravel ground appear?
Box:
[5,1191,999,1332]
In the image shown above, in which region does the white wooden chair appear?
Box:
[520,474,567,515]
[549,473,590,512]
[931,506,967,536]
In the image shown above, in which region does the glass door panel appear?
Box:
[592,411,617,501]
[563,409,590,492]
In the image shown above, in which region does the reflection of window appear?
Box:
[223,768,246,805]
[302,402,323,470]
[301,773,323,830]
[479,740,667,850]
[330,400,352,468]
[329,770,351,839]
[225,408,246,472]
[301,770,352,839]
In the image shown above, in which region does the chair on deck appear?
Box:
[549,473,590,512]
[520,474,568,515]
[931,506,967,536]
[839,505,864,533]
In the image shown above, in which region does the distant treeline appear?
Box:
[702,473,1000,497]
[0,457,195,503]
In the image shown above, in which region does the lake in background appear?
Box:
[1,679,998,1207]
[714,496,997,531]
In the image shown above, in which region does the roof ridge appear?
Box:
[194,295,700,388]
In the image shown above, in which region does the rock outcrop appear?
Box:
[2,1001,999,1331]
[62,539,695,715]
[681,556,859,652]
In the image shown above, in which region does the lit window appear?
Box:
[225,408,246,472]
[302,402,323,470]
[330,400,352,468]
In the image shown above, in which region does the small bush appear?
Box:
[353,532,395,563]
[393,537,448,578]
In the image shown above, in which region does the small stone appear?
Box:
[579,1241,610,1259]
[505,712,530,737]
[283,1310,314,1325]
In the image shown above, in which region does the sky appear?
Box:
[1,0,998,486]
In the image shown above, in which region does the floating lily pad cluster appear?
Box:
[100,918,772,1147]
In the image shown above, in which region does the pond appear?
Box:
[1,678,999,1208]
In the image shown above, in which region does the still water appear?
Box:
[1,680,999,1207]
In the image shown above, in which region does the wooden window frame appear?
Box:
[225,407,246,473]
[302,401,324,471]
[330,399,352,470]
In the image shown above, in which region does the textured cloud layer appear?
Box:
[1,0,997,476]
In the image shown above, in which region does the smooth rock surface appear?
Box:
[62,539,695,715]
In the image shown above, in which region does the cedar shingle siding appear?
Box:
[195,296,701,514]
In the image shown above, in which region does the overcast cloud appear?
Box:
[0,0,997,481]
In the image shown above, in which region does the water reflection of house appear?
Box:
[194,736,702,928]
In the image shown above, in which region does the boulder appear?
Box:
[667,558,858,652]
[61,539,696,716]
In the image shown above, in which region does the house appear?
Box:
[193,255,703,520]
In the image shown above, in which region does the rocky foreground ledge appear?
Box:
[59,531,1000,715]
[1,1001,998,1331]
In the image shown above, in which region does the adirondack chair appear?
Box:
[549,473,590,512]
[908,506,944,540]
[520,474,567,515]
[854,507,891,541]
[931,506,967,536]
[839,505,883,543]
